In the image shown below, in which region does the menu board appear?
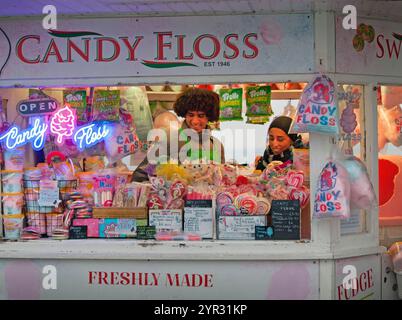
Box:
[270,200,300,240]
[184,200,213,239]
[218,216,266,240]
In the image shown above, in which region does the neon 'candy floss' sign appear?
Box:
[74,122,111,151]
[0,118,48,151]
[50,106,76,144]
[0,106,112,151]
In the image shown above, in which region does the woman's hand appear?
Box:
[254,156,262,167]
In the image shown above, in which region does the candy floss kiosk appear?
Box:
[0,3,400,300]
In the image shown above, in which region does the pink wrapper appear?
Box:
[26,212,47,235]
[46,213,64,237]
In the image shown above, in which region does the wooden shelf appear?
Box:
[146,91,179,102]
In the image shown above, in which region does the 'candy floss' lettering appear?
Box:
[74,123,110,150]
[0,118,48,150]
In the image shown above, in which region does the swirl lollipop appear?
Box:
[147,194,164,209]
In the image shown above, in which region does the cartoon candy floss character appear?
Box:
[339,87,361,134]
[50,106,76,144]
[319,162,337,191]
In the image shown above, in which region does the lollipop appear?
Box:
[166,198,184,209]
[286,170,305,188]
[234,194,258,215]
[220,204,238,216]
[216,192,234,208]
[147,194,164,209]
[170,180,186,199]
[288,186,310,208]
[256,198,271,215]
[150,176,165,191]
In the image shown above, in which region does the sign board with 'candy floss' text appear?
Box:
[0,14,314,86]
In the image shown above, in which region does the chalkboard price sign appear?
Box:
[69,226,87,239]
[270,200,300,240]
[137,226,156,240]
[255,226,275,240]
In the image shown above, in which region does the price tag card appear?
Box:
[69,226,87,239]
[137,226,156,240]
[38,180,61,207]
[184,200,213,239]
[149,209,182,232]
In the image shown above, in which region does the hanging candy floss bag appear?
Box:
[105,107,141,164]
[341,156,377,210]
[290,74,339,135]
[313,160,351,219]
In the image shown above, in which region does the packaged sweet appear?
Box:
[3,214,24,240]
[104,123,141,164]
[1,170,23,193]
[53,161,75,180]
[4,147,24,171]
[246,85,272,124]
[290,74,339,135]
[219,88,243,121]
[341,156,377,210]
[92,89,120,122]
[313,161,351,219]
[2,193,24,215]
[26,212,47,235]
[92,171,117,207]
[84,156,105,171]
[46,213,64,237]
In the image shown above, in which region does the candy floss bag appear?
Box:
[341,156,377,210]
[290,74,339,135]
[313,144,351,219]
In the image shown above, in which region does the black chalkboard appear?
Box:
[270,200,300,240]
[255,226,275,240]
[69,226,87,239]
[137,226,156,240]
[185,200,212,208]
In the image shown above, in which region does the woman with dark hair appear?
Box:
[132,87,225,182]
[255,115,303,171]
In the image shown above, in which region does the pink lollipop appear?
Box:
[167,198,184,209]
[288,186,310,208]
[147,194,164,209]
[269,186,289,200]
[170,180,186,199]
[216,192,234,208]
[220,204,237,216]
[256,198,271,215]
[150,176,165,190]
[286,170,305,188]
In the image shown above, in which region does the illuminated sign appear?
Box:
[50,106,76,144]
[17,98,58,116]
[0,106,111,151]
[74,122,111,151]
[0,118,48,151]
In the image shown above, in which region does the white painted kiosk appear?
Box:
[0,1,400,300]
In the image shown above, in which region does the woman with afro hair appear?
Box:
[132,87,225,182]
